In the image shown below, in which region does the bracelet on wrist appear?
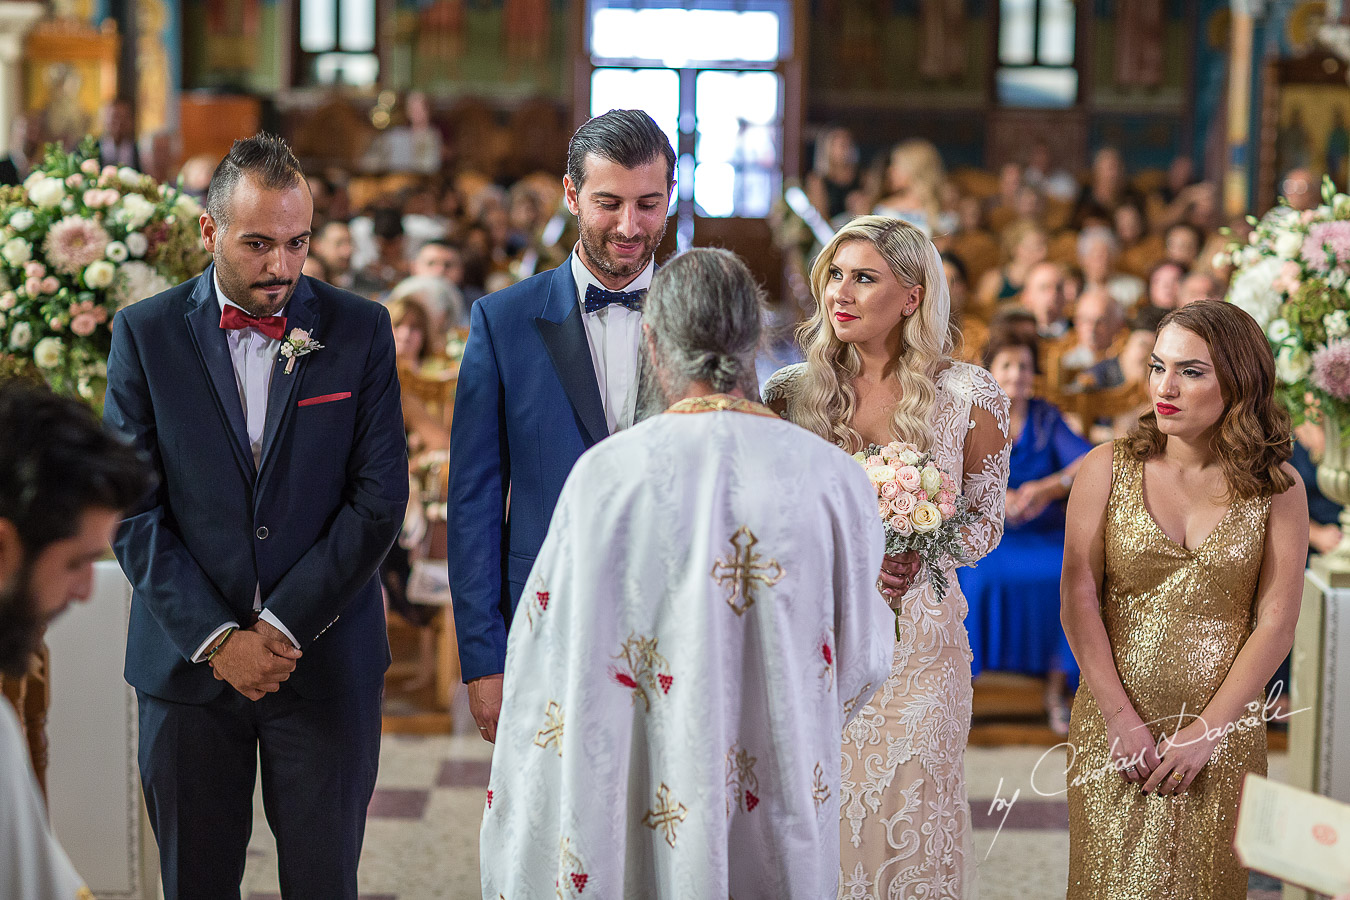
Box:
[1103,703,1125,727]
[205,627,236,663]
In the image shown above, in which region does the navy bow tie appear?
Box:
[584,283,646,314]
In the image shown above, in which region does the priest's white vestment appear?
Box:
[1,697,89,899]
[480,397,895,899]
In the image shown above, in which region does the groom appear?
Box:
[447,109,675,741]
[104,134,407,899]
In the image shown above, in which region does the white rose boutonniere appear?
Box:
[280,327,323,374]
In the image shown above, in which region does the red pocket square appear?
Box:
[297,392,351,407]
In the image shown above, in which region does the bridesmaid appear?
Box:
[1061,300,1307,898]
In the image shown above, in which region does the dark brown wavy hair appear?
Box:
[1127,299,1293,500]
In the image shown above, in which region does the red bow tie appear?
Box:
[219,304,287,341]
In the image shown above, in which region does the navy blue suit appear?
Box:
[447,261,612,681]
[104,267,407,899]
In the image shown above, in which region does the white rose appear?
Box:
[118,166,142,187]
[1276,346,1312,385]
[22,170,45,192]
[1227,257,1285,330]
[1267,318,1292,342]
[117,194,155,229]
[124,232,148,257]
[84,260,116,289]
[1275,230,1305,259]
[9,321,31,349]
[867,465,896,485]
[8,210,34,232]
[910,501,943,534]
[32,336,62,369]
[897,449,921,466]
[1327,310,1350,340]
[919,466,943,497]
[2,237,31,267]
[27,177,65,209]
[106,241,129,262]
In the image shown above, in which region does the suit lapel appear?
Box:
[534,264,608,447]
[184,267,253,477]
[257,277,316,480]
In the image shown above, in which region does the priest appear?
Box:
[479,248,895,899]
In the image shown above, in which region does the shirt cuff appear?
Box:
[258,610,301,649]
[192,622,240,663]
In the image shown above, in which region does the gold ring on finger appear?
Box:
[1170,771,1184,782]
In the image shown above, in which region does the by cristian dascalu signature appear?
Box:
[981,684,1309,859]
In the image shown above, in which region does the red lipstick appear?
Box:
[1155,403,1179,416]
[835,311,858,322]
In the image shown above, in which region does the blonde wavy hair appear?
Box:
[789,216,953,452]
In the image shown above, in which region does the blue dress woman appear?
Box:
[958,332,1090,732]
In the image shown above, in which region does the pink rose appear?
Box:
[1302,209,1317,224]
[40,276,59,295]
[888,514,914,536]
[101,165,118,181]
[24,277,42,296]
[879,480,900,500]
[896,465,922,492]
[940,472,957,493]
[938,502,957,519]
[49,318,63,331]
[866,455,884,468]
[878,499,892,520]
[890,492,917,516]
[937,490,956,506]
[880,444,899,460]
[24,261,45,279]
[80,158,100,176]
[66,174,84,189]
[69,313,98,337]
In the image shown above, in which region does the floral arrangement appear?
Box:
[1225,176,1350,430]
[0,139,209,402]
[855,441,976,615]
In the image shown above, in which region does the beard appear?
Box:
[0,562,41,678]
[214,248,298,318]
[577,213,665,283]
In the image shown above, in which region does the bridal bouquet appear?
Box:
[1225,175,1350,431]
[0,138,208,402]
[855,441,976,608]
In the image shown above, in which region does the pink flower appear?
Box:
[866,455,884,468]
[24,261,45,279]
[1312,339,1350,400]
[938,502,957,519]
[1301,221,1350,273]
[940,472,957,493]
[888,514,914,536]
[878,499,892,519]
[880,445,899,460]
[1272,260,1302,294]
[101,165,118,181]
[43,216,111,276]
[67,300,108,323]
[69,313,98,336]
[890,492,917,516]
[40,276,59,295]
[937,490,956,506]
[83,189,112,209]
[49,318,63,332]
[24,277,42,296]
[65,174,84,189]
[879,480,900,500]
[896,465,922,492]
[80,159,100,176]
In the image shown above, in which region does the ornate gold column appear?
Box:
[0,2,44,156]
[1224,1,1257,218]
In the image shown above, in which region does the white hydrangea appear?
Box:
[109,260,171,309]
[124,232,148,257]
[27,176,65,209]
[1227,257,1286,331]
[2,237,31,267]
[116,194,156,229]
[8,209,34,232]
[1326,310,1350,340]
[8,321,31,349]
[32,336,62,369]
[1276,345,1312,385]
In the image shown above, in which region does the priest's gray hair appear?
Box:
[643,248,763,399]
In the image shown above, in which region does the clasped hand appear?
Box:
[209,620,303,701]
[878,550,922,602]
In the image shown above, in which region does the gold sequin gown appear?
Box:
[1066,440,1270,899]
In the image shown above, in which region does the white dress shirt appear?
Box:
[190,275,301,661]
[570,250,653,433]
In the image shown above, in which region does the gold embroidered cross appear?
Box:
[642,783,688,848]
[533,700,564,756]
[710,526,784,616]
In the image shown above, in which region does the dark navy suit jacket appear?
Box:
[105,266,408,704]
[447,261,612,681]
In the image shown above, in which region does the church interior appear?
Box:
[2,0,1349,897]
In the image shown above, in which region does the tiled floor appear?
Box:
[239,698,1289,899]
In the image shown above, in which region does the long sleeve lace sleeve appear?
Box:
[957,366,1012,566]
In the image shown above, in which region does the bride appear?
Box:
[766,216,1010,899]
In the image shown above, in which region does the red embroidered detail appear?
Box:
[486,789,493,808]
[537,591,549,610]
[821,642,833,665]
[613,670,638,689]
[571,873,589,891]
[744,790,759,811]
[658,674,673,694]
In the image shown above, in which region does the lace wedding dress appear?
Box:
[765,361,1011,900]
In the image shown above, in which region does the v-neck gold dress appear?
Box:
[1066,440,1270,900]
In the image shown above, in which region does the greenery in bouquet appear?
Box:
[1225,176,1350,434]
[0,138,209,402]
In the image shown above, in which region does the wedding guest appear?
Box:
[1143,259,1186,311]
[1179,270,1221,307]
[765,216,1010,897]
[1060,286,1125,372]
[0,378,151,900]
[1079,225,1144,311]
[1062,300,1307,898]
[1163,221,1203,270]
[104,133,408,900]
[1114,200,1163,279]
[310,220,357,291]
[1072,147,1144,228]
[98,99,140,171]
[481,248,894,899]
[447,110,676,743]
[960,332,1089,734]
[974,219,1048,316]
[1018,260,1070,339]
[805,126,864,222]
[0,115,41,186]
[407,241,469,327]
[874,139,947,236]
[1079,306,1165,391]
